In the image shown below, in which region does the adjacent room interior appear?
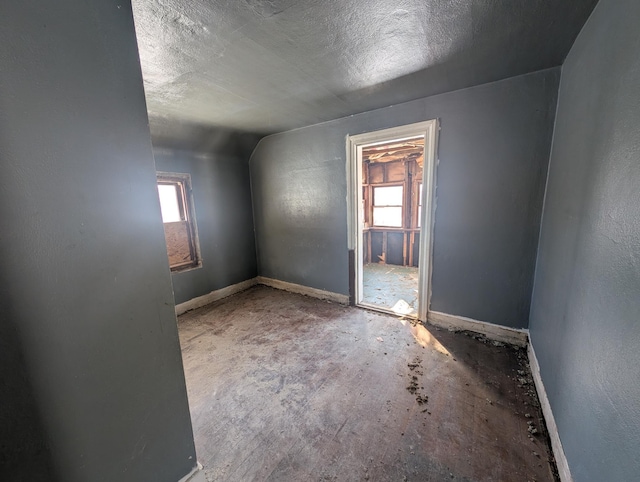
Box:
[2,1,638,482]
[360,136,424,315]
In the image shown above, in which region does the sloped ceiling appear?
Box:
[132,0,598,139]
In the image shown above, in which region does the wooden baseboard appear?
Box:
[528,342,573,482]
[177,463,206,482]
[256,276,349,305]
[427,310,529,347]
[175,278,258,315]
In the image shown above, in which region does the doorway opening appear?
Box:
[362,137,423,315]
[347,120,438,321]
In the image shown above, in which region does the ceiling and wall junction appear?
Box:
[132,0,598,141]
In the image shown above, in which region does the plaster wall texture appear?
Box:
[251,68,560,329]
[154,147,258,305]
[131,0,596,133]
[0,1,197,481]
[529,0,640,480]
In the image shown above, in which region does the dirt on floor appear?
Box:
[179,286,559,482]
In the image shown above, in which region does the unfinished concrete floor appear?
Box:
[178,286,557,482]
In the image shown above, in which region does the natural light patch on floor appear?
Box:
[409,323,450,355]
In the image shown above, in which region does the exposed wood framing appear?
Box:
[362,138,425,166]
[363,152,423,267]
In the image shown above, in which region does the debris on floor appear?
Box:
[180,286,559,482]
[406,356,429,408]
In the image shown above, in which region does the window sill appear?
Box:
[170,262,203,275]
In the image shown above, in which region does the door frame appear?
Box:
[346,120,439,322]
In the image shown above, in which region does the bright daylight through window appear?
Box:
[157,172,201,271]
[373,185,403,227]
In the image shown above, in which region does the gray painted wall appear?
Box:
[251,69,559,328]
[529,0,640,480]
[154,144,259,305]
[0,2,196,481]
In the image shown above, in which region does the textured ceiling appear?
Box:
[132,0,598,137]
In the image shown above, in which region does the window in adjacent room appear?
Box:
[372,185,403,227]
[157,172,201,271]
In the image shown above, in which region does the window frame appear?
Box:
[413,181,423,229]
[157,171,202,272]
[371,183,405,228]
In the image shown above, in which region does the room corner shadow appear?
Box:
[0,296,58,482]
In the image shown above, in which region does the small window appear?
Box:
[157,172,201,272]
[373,185,403,227]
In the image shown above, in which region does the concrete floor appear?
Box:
[362,263,419,315]
[178,286,557,482]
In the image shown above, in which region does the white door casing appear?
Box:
[346,120,439,321]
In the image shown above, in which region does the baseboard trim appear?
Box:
[177,463,206,482]
[427,310,529,347]
[256,276,349,305]
[175,278,258,315]
[528,342,572,482]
